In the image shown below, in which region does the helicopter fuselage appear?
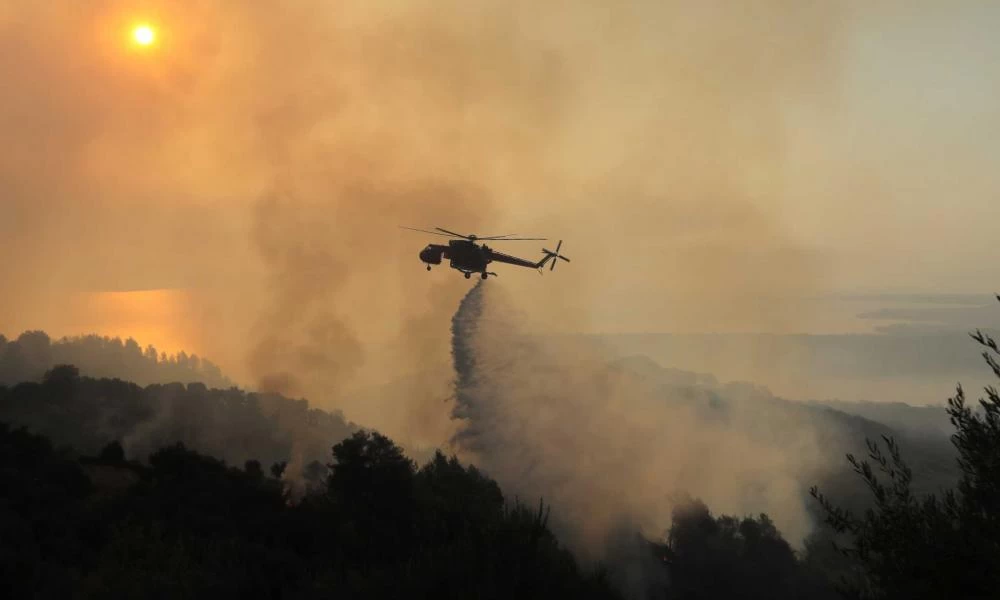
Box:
[420,240,490,274]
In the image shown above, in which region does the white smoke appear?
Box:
[448,281,836,568]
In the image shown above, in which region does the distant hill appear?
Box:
[0,331,233,389]
[555,330,999,406]
[593,331,989,379]
[809,398,953,437]
[0,328,963,527]
[597,354,959,513]
[0,365,357,485]
[364,349,959,519]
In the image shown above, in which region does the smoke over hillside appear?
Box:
[0,1,860,444]
[449,281,958,568]
[0,369,357,488]
[450,282,827,555]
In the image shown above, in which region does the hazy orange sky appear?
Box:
[2,1,998,402]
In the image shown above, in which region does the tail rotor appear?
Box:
[541,240,570,272]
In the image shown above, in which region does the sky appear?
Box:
[779,1,1000,295]
[2,1,998,418]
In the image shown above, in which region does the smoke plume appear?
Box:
[4,2,999,466]
[450,282,835,567]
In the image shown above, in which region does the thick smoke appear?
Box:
[247,195,364,399]
[4,2,999,459]
[0,2,843,388]
[450,282,835,565]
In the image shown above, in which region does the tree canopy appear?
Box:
[0,422,621,599]
[811,295,1000,599]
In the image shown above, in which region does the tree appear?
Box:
[42,364,80,398]
[99,441,126,463]
[326,430,417,562]
[43,364,80,384]
[327,430,416,496]
[415,450,503,543]
[810,295,1000,599]
[244,459,263,478]
[17,331,52,372]
[660,496,833,600]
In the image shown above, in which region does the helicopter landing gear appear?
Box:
[481,272,488,280]
[464,272,471,279]
[426,265,431,271]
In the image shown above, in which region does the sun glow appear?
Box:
[132,24,155,46]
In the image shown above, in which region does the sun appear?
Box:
[132,24,156,46]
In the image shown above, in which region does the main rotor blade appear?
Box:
[480,237,547,241]
[559,256,570,262]
[399,226,458,238]
[435,227,471,239]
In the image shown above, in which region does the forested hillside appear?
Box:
[0,424,623,598]
[1,421,853,599]
[3,297,999,598]
[0,365,354,487]
[0,331,232,389]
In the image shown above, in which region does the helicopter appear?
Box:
[401,226,570,280]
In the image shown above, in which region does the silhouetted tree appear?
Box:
[98,440,125,463]
[659,495,835,600]
[43,363,80,383]
[415,450,503,544]
[327,430,417,562]
[244,459,263,478]
[811,295,1000,599]
[0,423,93,597]
[0,421,621,599]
